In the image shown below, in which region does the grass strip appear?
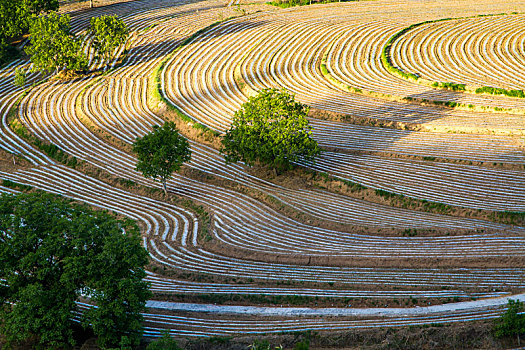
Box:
[381,12,522,97]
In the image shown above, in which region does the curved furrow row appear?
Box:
[391,15,525,90]
[326,11,525,109]
[162,6,525,133]
[2,166,525,292]
[144,272,509,299]
[1,0,524,337]
[0,180,508,301]
[310,119,525,164]
[301,152,525,211]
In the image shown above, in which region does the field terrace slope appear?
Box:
[0,0,524,340]
[388,15,525,92]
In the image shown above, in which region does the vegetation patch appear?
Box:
[381,11,523,104]
[432,81,466,91]
[1,179,32,191]
[268,0,358,8]
[476,86,525,99]
[9,117,81,168]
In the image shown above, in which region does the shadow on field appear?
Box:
[116,18,268,74]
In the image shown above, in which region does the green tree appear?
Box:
[25,12,87,74]
[133,122,192,196]
[0,191,151,349]
[0,0,27,38]
[88,15,128,67]
[0,1,27,64]
[0,0,59,39]
[221,88,320,171]
[494,299,525,346]
[0,0,59,64]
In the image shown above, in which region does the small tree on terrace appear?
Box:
[220,88,320,172]
[494,299,525,346]
[25,12,87,74]
[133,122,191,196]
[88,15,128,68]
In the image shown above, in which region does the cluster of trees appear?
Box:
[24,13,128,76]
[1,0,128,77]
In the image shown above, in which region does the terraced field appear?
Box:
[1,0,525,342]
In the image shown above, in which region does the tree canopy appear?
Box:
[0,191,151,348]
[220,88,320,171]
[133,122,192,196]
[494,299,525,346]
[88,15,128,67]
[25,12,87,74]
[0,0,59,38]
[0,0,59,64]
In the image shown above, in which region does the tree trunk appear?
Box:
[162,180,168,197]
[90,0,94,8]
[518,334,521,347]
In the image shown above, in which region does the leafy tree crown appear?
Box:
[0,191,151,348]
[25,12,87,74]
[88,15,128,65]
[494,299,525,341]
[132,121,192,187]
[220,88,320,171]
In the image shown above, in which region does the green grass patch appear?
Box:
[432,81,466,91]
[33,139,79,168]
[491,211,525,226]
[475,86,525,99]
[117,178,136,188]
[320,63,329,75]
[268,0,357,8]
[1,179,33,192]
[382,12,518,93]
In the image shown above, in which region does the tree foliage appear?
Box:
[133,121,192,196]
[494,299,525,345]
[0,0,58,38]
[25,12,87,74]
[88,15,128,66]
[221,88,320,171]
[0,191,151,349]
[0,0,59,64]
